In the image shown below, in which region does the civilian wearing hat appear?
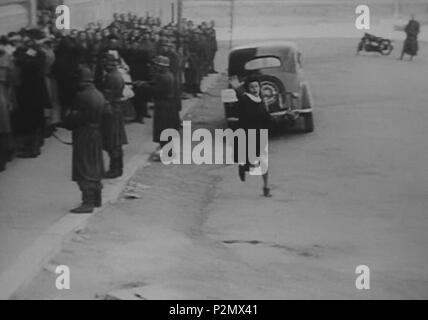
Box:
[138,56,180,159]
[100,55,128,179]
[59,67,106,213]
[13,39,51,158]
[52,34,80,117]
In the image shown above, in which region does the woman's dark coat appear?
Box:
[234,88,271,164]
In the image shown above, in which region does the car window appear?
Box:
[244,56,281,70]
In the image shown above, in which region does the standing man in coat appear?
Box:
[208,20,218,73]
[136,56,180,161]
[400,14,421,61]
[101,54,128,179]
[14,39,51,158]
[159,41,182,112]
[186,29,203,96]
[60,67,106,213]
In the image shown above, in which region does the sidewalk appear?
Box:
[0,73,220,299]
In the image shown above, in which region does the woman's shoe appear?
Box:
[263,187,272,198]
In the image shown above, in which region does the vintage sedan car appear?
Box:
[222,41,314,133]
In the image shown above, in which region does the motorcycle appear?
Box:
[357,33,394,56]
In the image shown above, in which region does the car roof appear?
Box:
[228,41,299,76]
[231,40,298,53]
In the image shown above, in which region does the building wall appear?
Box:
[64,0,178,29]
[0,1,29,34]
[0,0,178,35]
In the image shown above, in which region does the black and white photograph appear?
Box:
[0,0,427,303]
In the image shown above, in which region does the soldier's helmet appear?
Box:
[78,67,94,83]
[153,55,170,68]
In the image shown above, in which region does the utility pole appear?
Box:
[393,0,400,19]
[28,0,38,27]
[229,0,235,50]
[177,0,183,30]
[171,2,175,24]
[177,0,183,49]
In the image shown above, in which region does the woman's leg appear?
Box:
[262,172,269,189]
[262,171,272,197]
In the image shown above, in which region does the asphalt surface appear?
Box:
[14,38,428,299]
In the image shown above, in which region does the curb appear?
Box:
[0,73,222,300]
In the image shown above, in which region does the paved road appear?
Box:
[15,38,428,299]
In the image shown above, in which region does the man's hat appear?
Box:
[153,55,170,67]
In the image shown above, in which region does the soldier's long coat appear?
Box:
[63,83,106,182]
[165,50,183,112]
[145,70,180,143]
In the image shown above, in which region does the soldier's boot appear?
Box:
[94,189,102,208]
[70,190,95,214]
[104,157,121,179]
[0,154,6,172]
[117,156,124,177]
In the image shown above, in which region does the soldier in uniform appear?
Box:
[185,27,203,96]
[136,56,180,161]
[208,20,218,73]
[101,55,128,179]
[60,67,106,213]
[199,23,211,77]
[159,40,182,112]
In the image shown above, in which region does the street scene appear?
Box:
[1,0,428,300]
